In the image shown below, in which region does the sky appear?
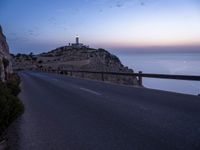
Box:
[0,0,200,54]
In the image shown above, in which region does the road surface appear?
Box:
[8,71,200,150]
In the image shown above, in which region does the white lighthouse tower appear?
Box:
[72,35,83,48]
[76,35,79,45]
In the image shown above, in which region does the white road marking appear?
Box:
[79,87,102,96]
[31,72,101,96]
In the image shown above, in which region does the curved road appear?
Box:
[8,71,200,150]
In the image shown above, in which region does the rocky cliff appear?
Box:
[0,25,12,82]
[13,46,139,85]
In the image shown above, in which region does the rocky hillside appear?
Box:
[13,46,139,85]
[0,25,13,82]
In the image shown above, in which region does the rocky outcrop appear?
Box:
[13,46,139,85]
[39,47,131,72]
[0,25,13,82]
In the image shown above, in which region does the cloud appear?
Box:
[8,36,30,42]
[116,0,135,7]
[48,17,56,22]
[84,0,151,9]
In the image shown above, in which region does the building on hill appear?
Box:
[70,35,89,49]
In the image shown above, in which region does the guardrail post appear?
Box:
[101,72,104,81]
[138,71,143,86]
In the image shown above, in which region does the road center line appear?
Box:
[79,87,102,96]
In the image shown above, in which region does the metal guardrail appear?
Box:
[33,68,200,86]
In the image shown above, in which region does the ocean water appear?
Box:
[118,53,200,95]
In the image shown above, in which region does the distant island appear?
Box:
[12,36,139,85]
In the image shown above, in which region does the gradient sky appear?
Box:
[0,0,200,54]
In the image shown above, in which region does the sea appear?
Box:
[118,52,200,96]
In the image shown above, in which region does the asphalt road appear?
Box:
[8,71,200,150]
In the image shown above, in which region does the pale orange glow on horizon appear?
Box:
[91,37,200,49]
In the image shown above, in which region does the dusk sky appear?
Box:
[0,0,200,54]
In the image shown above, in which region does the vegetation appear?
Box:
[0,73,24,137]
[15,52,37,62]
[38,60,43,64]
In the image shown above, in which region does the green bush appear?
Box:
[0,73,24,137]
[6,73,21,96]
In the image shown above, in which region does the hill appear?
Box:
[12,45,139,85]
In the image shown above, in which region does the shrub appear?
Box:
[32,57,37,61]
[38,60,43,64]
[7,73,21,96]
[0,73,24,137]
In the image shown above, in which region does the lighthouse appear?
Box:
[71,35,84,48]
[76,35,79,45]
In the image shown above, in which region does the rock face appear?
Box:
[13,46,139,85]
[0,25,13,82]
[39,47,130,72]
